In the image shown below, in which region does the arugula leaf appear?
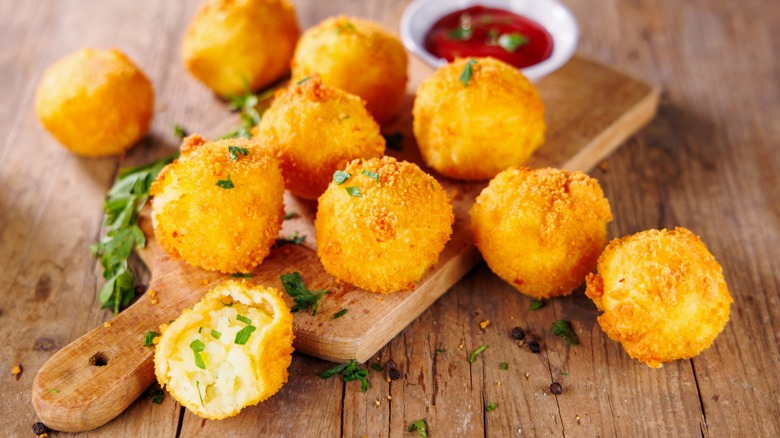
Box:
[92,153,177,313]
[551,320,580,345]
[280,272,328,315]
[459,58,478,87]
[408,419,428,437]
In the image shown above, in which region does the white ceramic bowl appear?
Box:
[400,0,579,82]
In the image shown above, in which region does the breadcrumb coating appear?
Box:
[315,156,453,293]
[586,227,733,368]
[150,135,284,273]
[154,280,294,419]
[413,57,545,180]
[291,16,408,125]
[470,167,612,298]
[34,48,153,156]
[182,0,299,96]
[254,76,385,199]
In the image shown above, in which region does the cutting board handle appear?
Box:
[32,291,164,432]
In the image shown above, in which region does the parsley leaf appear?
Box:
[408,419,428,437]
[468,343,488,363]
[500,362,508,370]
[173,123,188,140]
[551,320,580,345]
[92,153,178,313]
[143,331,158,347]
[276,231,306,246]
[147,387,164,405]
[221,82,276,139]
[371,362,383,372]
[216,174,234,189]
[190,339,206,369]
[333,308,348,319]
[459,58,478,87]
[361,169,380,183]
[498,32,529,53]
[280,272,328,315]
[529,299,546,311]
[228,145,249,161]
[345,186,362,197]
[486,402,496,412]
[318,359,369,392]
[333,170,351,184]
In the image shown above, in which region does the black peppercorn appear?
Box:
[385,360,402,380]
[528,340,541,353]
[32,422,49,435]
[510,327,525,340]
[550,382,563,394]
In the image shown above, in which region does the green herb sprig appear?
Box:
[221,83,276,139]
[91,153,178,313]
[318,359,369,392]
[280,272,328,315]
[459,58,478,87]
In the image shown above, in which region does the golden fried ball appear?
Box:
[585,227,732,368]
[470,167,612,298]
[182,0,300,96]
[34,48,153,157]
[150,135,284,273]
[154,280,294,419]
[291,16,408,125]
[413,57,545,180]
[253,76,385,200]
[315,156,453,293]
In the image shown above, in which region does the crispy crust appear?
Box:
[254,76,385,199]
[34,48,153,156]
[470,167,612,298]
[291,16,408,125]
[585,227,733,368]
[154,280,294,419]
[315,156,453,293]
[413,57,545,180]
[151,134,284,273]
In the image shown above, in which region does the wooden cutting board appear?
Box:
[32,56,659,432]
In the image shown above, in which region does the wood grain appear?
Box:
[2,0,779,436]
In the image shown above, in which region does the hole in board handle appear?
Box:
[89,352,109,367]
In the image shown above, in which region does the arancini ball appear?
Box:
[470,167,612,298]
[150,135,284,273]
[182,0,300,96]
[315,156,453,293]
[413,57,545,180]
[253,76,385,200]
[34,48,154,157]
[585,227,733,368]
[291,16,408,125]
[154,280,294,419]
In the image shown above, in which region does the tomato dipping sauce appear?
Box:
[424,5,553,69]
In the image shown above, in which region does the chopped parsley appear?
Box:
[190,339,206,369]
[371,362,383,372]
[345,186,362,197]
[284,211,298,220]
[143,331,158,347]
[500,362,508,370]
[318,359,369,392]
[221,82,276,139]
[551,320,580,345]
[529,299,545,311]
[147,387,164,405]
[382,131,403,150]
[234,325,256,345]
[210,329,222,340]
[277,231,306,246]
[486,402,496,412]
[333,170,351,184]
[333,308,349,319]
[231,273,253,278]
[459,58,478,87]
[498,32,529,53]
[228,145,249,161]
[361,169,380,183]
[408,419,428,437]
[280,272,328,315]
[173,123,188,139]
[216,174,234,189]
[91,153,178,313]
[468,343,488,363]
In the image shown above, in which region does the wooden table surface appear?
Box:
[2,0,778,436]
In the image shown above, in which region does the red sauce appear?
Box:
[424,5,553,69]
